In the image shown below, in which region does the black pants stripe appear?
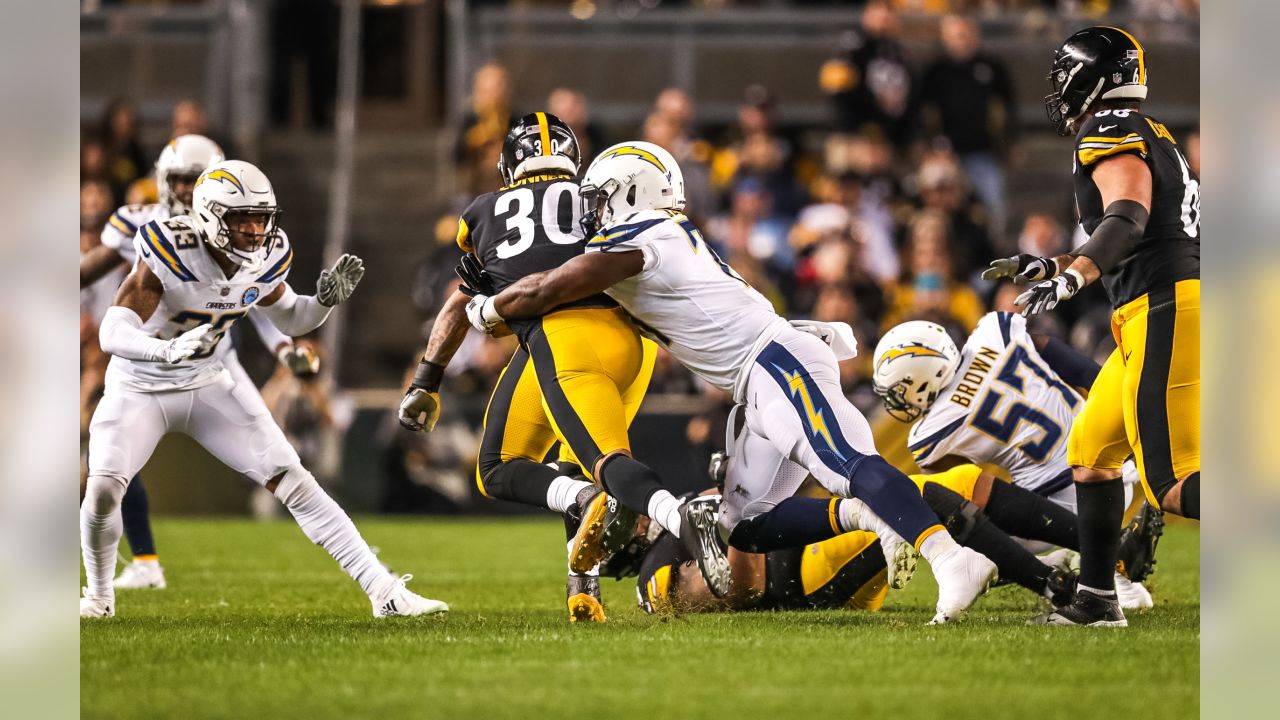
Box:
[525,323,604,470]
[1135,285,1178,500]
[477,348,530,481]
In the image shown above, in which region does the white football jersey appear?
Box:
[104,215,294,391]
[907,312,1084,494]
[583,210,790,395]
[101,202,171,266]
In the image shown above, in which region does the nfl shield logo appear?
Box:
[220,287,230,297]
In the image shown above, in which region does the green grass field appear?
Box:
[81,517,1199,720]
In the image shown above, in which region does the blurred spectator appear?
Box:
[1185,129,1200,177]
[455,63,515,197]
[919,14,1017,238]
[643,111,716,224]
[911,148,995,281]
[710,85,804,215]
[171,99,208,138]
[547,87,604,163]
[820,0,913,150]
[98,98,148,202]
[791,171,899,284]
[1016,212,1068,259]
[883,210,985,334]
[802,231,887,326]
[708,178,795,306]
[654,88,696,136]
[80,134,109,186]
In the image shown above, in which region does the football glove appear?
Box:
[465,294,503,334]
[1015,269,1084,317]
[455,253,495,297]
[982,254,1058,284]
[399,388,442,432]
[278,344,320,378]
[317,254,365,307]
[162,323,214,364]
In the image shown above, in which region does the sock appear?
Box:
[1180,472,1199,519]
[275,468,394,598]
[726,497,841,553]
[646,490,683,537]
[81,475,127,599]
[120,473,158,558]
[546,475,592,514]
[597,454,672,516]
[918,531,959,565]
[1075,478,1125,593]
[480,458,562,509]
[921,481,1051,595]
[984,480,1079,549]
[836,497,906,547]
[847,455,944,548]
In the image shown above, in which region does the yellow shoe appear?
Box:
[568,592,607,623]
[568,488,637,574]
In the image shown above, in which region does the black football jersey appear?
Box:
[455,173,614,332]
[1073,109,1200,308]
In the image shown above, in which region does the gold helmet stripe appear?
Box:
[1105,26,1146,85]
[535,111,551,156]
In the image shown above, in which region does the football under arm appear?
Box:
[80,244,128,288]
[492,250,645,320]
[99,261,171,361]
[255,282,333,336]
[1066,153,1154,284]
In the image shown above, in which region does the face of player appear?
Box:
[170,172,200,210]
[224,209,274,255]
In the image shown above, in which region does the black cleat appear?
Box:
[568,485,639,574]
[678,495,732,599]
[1116,502,1164,583]
[1045,568,1079,609]
[1030,587,1128,627]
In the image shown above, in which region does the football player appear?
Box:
[398,115,726,621]
[465,141,1000,624]
[985,26,1199,626]
[80,160,446,619]
[871,314,1161,609]
[79,135,317,591]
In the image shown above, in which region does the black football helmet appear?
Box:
[497,112,581,185]
[1045,26,1148,136]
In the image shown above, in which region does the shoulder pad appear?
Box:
[908,412,967,467]
[1076,111,1149,167]
[586,212,673,251]
[254,230,294,285]
[136,218,200,282]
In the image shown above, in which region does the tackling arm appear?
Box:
[490,250,645,320]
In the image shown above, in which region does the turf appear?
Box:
[81,517,1199,720]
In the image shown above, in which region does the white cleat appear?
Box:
[881,537,919,590]
[80,588,114,619]
[114,559,167,590]
[1038,548,1080,574]
[929,546,998,625]
[1114,572,1153,610]
[372,574,449,618]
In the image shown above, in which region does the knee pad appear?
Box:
[272,466,319,507]
[921,481,982,543]
[84,474,128,515]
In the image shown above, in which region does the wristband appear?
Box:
[411,360,446,392]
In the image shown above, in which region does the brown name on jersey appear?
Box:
[950,346,1000,408]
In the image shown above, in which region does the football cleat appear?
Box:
[880,537,919,591]
[1116,502,1164,583]
[80,588,114,619]
[566,574,606,623]
[1044,567,1079,608]
[371,574,449,618]
[678,495,732,599]
[1114,573,1154,610]
[114,558,167,590]
[929,545,998,624]
[568,486,638,574]
[1030,587,1128,627]
[1038,548,1080,574]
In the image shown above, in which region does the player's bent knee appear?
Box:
[84,474,128,514]
[1072,465,1122,484]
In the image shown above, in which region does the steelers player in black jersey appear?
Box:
[985,27,1199,626]
[398,113,729,621]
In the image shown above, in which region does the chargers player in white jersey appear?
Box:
[871,314,1158,608]
[81,160,447,619]
[79,135,317,591]
[463,142,998,624]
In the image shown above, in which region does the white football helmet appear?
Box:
[191,160,280,274]
[156,134,225,214]
[579,142,685,235]
[872,321,962,422]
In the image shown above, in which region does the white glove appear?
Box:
[982,254,1058,284]
[278,344,320,377]
[1015,269,1084,317]
[317,254,365,307]
[465,294,503,334]
[162,323,214,364]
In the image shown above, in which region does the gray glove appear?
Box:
[982,254,1058,284]
[317,254,365,307]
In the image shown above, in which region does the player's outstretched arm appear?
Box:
[466,251,645,333]
[257,253,365,335]
[99,262,212,363]
[80,244,127,288]
[399,288,471,432]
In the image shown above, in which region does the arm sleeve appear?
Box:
[256,284,333,336]
[1035,336,1101,390]
[99,306,169,362]
[246,307,292,353]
